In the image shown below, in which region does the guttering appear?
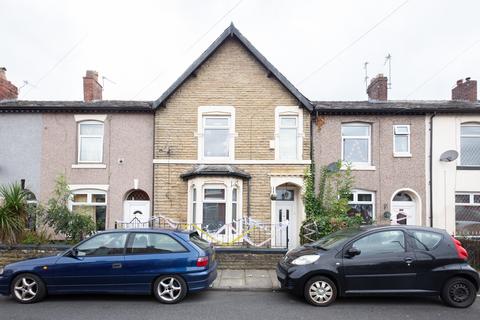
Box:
[429,112,437,227]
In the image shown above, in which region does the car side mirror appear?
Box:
[346,247,361,257]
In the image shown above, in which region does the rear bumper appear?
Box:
[184,261,218,292]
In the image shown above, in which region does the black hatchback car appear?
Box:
[277,225,479,308]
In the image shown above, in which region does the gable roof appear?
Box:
[153,23,314,111]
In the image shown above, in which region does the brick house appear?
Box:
[152,24,314,248]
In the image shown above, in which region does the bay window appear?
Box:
[460,123,480,166]
[342,123,371,166]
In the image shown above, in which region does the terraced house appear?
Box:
[152,24,313,248]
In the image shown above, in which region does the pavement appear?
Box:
[212,269,280,290]
[0,291,479,320]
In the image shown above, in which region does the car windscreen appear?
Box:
[189,232,211,250]
[307,228,363,250]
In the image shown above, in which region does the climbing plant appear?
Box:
[300,161,364,244]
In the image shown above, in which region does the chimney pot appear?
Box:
[83,70,102,102]
[452,77,477,102]
[367,74,388,101]
[0,67,18,100]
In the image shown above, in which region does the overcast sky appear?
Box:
[1,0,479,102]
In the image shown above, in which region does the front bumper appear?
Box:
[0,275,10,295]
[276,262,303,295]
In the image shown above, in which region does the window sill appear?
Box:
[394,153,412,158]
[341,164,376,171]
[457,166,480,171]
[72,164,107,169]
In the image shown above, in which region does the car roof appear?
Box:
[358,224,448,234]
[97,228,191,236]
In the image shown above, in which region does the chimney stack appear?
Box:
[452,77,477,102]
[0,67,19,100]
[83,70,102,102]
[367,74,388,101]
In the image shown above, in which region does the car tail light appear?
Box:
[451,236,468,261]
[196,256,209,267]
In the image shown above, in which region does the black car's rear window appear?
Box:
[410,230,442,251]
[307,228,363,250]
[189,233,211,250]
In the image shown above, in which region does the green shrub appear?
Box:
[300,162,366,244]
[38,175,95,242]
[20,229,52,245]
[0,183,28,244]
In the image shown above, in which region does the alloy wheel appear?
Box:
[13,276,38,302]
[309,280,333,304]
[157,277,182,302]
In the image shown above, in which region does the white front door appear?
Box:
[391,201,416,225]
[123,200,151,228]
[275,201,295,248]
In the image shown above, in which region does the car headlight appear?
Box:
[291,255,320,265]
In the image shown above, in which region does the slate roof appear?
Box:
[0,100,153,113]
[180,164,251,180]
[314,100,480,115]
[153,23,315,111]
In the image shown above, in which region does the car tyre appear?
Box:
[153,275,187,304]
[10,273,47,304]
[441,277,477,308]
[304,276,337,307]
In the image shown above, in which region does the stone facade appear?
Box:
[154,37,311,247]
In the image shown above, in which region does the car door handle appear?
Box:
[112,263,122,269]
[404,257,414,265]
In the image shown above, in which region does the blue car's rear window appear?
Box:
[190,233,211,250]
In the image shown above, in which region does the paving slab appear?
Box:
[211,269,278,291]
[221,269,245,279]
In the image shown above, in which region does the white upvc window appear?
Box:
[341,123,371,166]
[454,192,480,235]
[197,106,235,161]
[275,106,303,161]
[393,125,411,157]
[348,189,375,223]
[69,189,107,231]
[78,121,104,163]
[460,123,480,166]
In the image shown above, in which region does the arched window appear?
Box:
[393,191,413,201]
[126,190,150,201]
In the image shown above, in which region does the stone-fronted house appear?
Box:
[152,24,314,248]
[0,70,154,231]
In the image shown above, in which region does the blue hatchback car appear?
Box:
[0,229,217,304]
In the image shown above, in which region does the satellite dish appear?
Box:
[440,150,459,162]
[327,162,340,173]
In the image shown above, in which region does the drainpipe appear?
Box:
[429,113,436,227]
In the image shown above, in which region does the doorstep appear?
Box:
[211,269,281,291]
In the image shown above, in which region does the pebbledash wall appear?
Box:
[313,114,427,226]
[0,114,43,196]
[153,36,311,247]
[40,112,154,229]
